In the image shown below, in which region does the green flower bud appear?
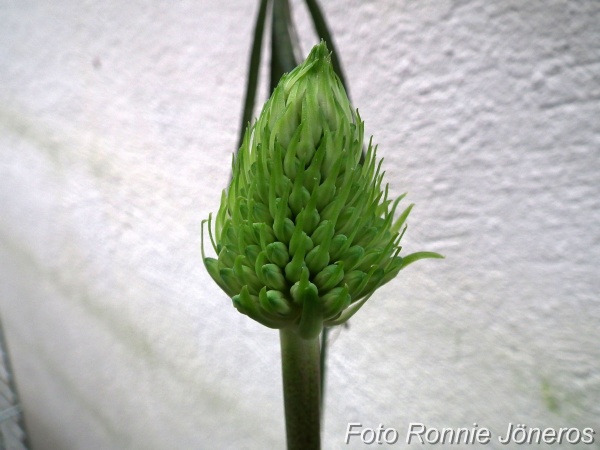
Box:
[219,268,244,293]
[313,262,345,293]
[202,41,442,338]
[217,245,237,269]
[273,217,295,243]
[259,288,294,316]
[328,234,348,261]
[305,244,330,275]
[233,255,263,294]
[321,286,351,321]
[310,219,333,246]
[343,270,367,295]
[261,263,287,291]
[339,245,364,271]
[266,241,290,267]
[243,244,261,266]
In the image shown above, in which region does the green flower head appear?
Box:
[202,42,441,339]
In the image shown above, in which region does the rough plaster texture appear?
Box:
[1,1,599,449]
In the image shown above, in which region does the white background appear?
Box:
[1,1,599,449]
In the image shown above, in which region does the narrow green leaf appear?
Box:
[271,0,299,91]
[401,251,445,269]
[391,203,414,235]
[237,0,270,150]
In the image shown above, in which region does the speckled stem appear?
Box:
[280,328,321,450]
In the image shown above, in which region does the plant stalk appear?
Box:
[319,326,328,424]
[280,328,321,450]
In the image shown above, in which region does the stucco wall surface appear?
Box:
[1,1,599,449]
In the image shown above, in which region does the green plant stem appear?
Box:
[280,328,321,450]
[319,327,328,424]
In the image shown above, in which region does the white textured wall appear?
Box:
[1,1,599,449]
